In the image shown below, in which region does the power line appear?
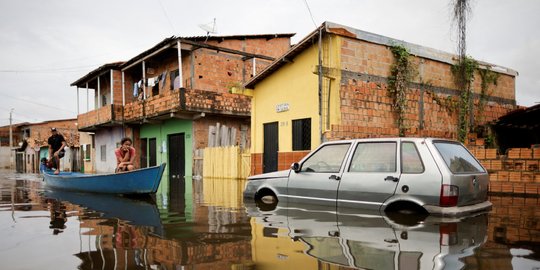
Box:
[0,63,100,74]
[2,94,76,114]
[302,0,318,28]
[155,0,176,33]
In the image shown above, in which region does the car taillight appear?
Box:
[439,223,458,246]
[440,184,459,207]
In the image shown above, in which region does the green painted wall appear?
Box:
[140,118,193,221]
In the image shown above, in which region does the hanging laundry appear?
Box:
[147,77,154,87]
[159,71,167,90]
[173,76,180,89]
[133,82,138,97]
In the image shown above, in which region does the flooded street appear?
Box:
[1,170,539,270]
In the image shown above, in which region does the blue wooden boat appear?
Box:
[43,163,166,194]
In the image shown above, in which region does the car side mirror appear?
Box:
[291,162,301,173]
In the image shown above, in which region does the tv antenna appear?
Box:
[198,18,217,40]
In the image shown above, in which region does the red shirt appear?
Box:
[115,147,136,162]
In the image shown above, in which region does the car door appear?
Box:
[338,141,400,211]
[286,143,352,206]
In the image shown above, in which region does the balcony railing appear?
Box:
[124,88,251,123]
[77,104,124,131]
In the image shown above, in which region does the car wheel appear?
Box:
[255,193,278,211]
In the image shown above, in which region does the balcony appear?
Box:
[124,88,251,123]
[77,104,124,131]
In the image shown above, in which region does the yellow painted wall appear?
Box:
[250,219,318,269]
[250,34,342,154]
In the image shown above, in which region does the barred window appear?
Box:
[292,118,311,151]
[100,145,106,162]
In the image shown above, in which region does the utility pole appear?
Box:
[9,108,13,170]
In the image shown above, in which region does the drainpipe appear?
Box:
[318,27,323,144]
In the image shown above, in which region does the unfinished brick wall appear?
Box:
[204,37,291,58]
[471,143,540,196]
[326,36,516,141]
[24,120,79,148]
[488,196,540,245]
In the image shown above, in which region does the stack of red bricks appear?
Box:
[469,137,540,196]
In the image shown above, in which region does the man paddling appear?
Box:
[47,127,66,175]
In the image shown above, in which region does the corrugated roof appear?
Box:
[182,33,295,41]
[72,33,296,86]
[245,21,518,89]
[120,33,296,71]
[71,62,124,87]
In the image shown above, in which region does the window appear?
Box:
[349,142,396,172]
[401,142,424,173]
[84,144,91,160]
[301,143,350,173]
[292,118,311,151]
[100,145,106,161]
[433,141,484,173]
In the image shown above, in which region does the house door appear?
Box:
[168,133,185,180]
[263,122,278,173]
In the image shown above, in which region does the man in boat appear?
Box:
[115,137,136,172]
[47,127,66,175]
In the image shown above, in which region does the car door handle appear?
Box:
[329,175,341,181]
[384,176,399,182]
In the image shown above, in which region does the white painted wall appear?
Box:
[94,127,124,173]
[0,147,13,169]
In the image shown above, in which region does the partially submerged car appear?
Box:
[244,138,492,216]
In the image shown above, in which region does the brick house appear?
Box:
[245,22,517,174]
[0,123,25,169]
[13,119,79,173]
[72,34,293,187]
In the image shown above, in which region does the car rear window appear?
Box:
[433,141,485,173]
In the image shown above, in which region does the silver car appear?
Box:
[244,137,492,216]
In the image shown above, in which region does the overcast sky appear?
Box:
[0,0,538,126]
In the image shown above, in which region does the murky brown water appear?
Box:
[0,170,539,269]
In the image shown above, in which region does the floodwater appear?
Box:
[0,171,539,270]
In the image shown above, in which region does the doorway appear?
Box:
[263,122,278,173]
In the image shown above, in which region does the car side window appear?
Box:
[349,142,396,172]
[401,142,424,173]
[301,144,350,173]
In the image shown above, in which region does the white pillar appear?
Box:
[76,87,80,115]
[97,76,101,108]
[122,71,125,106]
[177,40,183,88]
[110,70,114,105]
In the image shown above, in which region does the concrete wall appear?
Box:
[0,147,12,169]
[94,126,125,173]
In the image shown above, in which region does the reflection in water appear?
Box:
[1,171,540,269]
[246,202,490,270]
[47,199,67,235]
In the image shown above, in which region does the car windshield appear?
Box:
[433,141,485,173]
[301,143,351,173]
